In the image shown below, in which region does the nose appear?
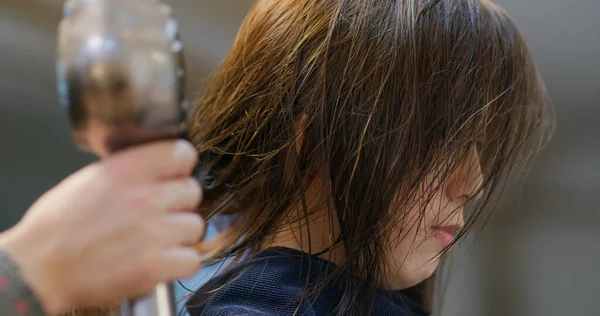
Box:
[445,147,484,204]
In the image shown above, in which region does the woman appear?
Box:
[185,0,554,315]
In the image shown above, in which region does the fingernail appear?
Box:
[172,140,196,160]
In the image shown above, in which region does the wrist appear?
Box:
[0,226,70,315]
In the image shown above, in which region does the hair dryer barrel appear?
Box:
[57,0,187,156]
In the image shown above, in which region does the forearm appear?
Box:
[0,251,46,316]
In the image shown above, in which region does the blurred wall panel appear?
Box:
[0,1,87,229]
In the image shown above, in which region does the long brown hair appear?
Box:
[187,0,553,314]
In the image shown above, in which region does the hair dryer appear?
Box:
[56,0,188,315]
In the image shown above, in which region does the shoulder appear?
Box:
[185,248,428,316]
[187,249,322,316]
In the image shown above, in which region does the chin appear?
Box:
[409,260,439,286]
[383,255,440,290]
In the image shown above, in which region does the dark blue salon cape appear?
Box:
[187,247,429,316]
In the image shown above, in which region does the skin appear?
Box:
[271,139,483,290]
[382,147,483,289]
[0,140,205,314]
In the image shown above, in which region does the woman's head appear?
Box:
[189,0,552,311]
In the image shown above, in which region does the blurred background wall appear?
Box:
[1,1,598,315]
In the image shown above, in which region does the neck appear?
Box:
[267,211,345,265]
[263,176,345,265]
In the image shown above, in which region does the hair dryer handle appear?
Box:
[121,283,175,316]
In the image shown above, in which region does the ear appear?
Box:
[293,114,308,154]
